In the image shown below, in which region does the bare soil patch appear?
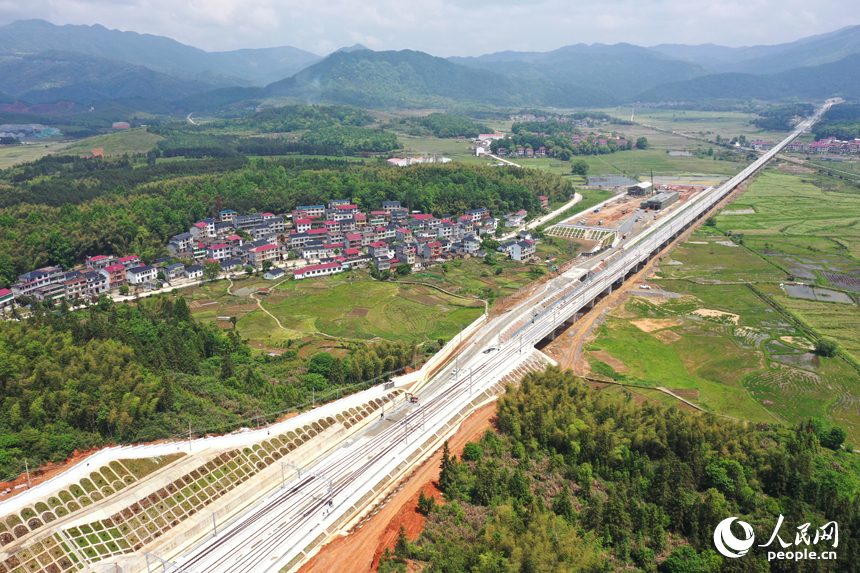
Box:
[692,308,739,324]
[669,389,701,400]
[652,329,682,344]
[777,164,814,173]
[589,350,630,373]
[347,307,371,318]
[780,336,815,350]
[631,317,685,332]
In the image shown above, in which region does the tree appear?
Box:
[705,217,717,227]
[308,352,334,378]
[202,261,221,281]
[220,352,235,379]
[245,265,254,276]
[417,489,436,515]
[571,159,589,176]
[229,316,238,330]
[636,137,649,150]
[558,149,572,161]
[119,285,130,296]
[439,440,455,492]
[395,263,411,276]
[262,261,273,272]
[394,525,410,561]
[814,337,839,357]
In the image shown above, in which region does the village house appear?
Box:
[117,255,141,270]
[13,266,66,298]
[505,210,527,227]
[184,265,203,280]
[510,240,536,261]
[206,244,231,261]
[165,263,186,281]
[0,288,14,310]
[248,244,281,269]
[219,210,237,223]
[190,218,216,239]
[83,271,109,296]
[86,255,115,271]
[293,262,344,280]
[126,265,157,285]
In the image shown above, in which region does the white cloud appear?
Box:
[0,0,857,56]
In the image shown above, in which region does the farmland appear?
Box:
[583,166,860,443]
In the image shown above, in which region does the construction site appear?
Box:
[544,183,708,255]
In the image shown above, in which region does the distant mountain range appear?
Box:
[0,19,322,86]
[0,19,859,112]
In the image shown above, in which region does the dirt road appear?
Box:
[297,401,498,573]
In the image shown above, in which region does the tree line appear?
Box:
[384,367,859,573]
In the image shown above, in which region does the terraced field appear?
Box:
[587,281,860,442]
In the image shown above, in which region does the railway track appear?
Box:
[172,102,834,573]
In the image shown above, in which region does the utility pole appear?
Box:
[24,459,31,489]
[188,422,192,453]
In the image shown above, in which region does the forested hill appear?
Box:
[0,296,417,478]
[632,53,860,103]
[0,51,224,104]
[0,159,572,286]
[387,367,858,572]
[261,49,614,109]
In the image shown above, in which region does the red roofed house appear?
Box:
[117,255,141,270]
[0,288,14,310]
[344,248,361,257]
[538,195,549,208]
[412,214,434,221]
[293,262,344,280]
[345,233,362,249]
[206,244,231,261]
[295,218,312,233]
[335,204,359,214]
[100,264,127,290]
[368,241,389,258]
[86,255,115,271]
[423,241,444,259]
[354,213,367,227]
[248,244,281,269]
[395,228,413,242]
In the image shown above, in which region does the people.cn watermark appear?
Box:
[714,515,838,562]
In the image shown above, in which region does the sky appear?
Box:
[1,0,858,56]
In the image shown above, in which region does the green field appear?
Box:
[59,128,164,157]
[0,139,70,168]
[587,280,860,441]
[600,107,782,142]
[587,167,860,442]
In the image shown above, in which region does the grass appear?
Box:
[598,107,782,142]
[661,230,789,284]
[120,454,185,479]
[0,139,70,169]
[585,165,860,443]
[58,128,164,157]
[587,280,860,441]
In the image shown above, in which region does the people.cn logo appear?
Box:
[714,517,756,558]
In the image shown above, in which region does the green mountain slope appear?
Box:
[451,47,708,99]
[264,49,615,109]
[632,53,860,103]
[650,25,860,74]
[0,51,219,104]
[0,19,321,86]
